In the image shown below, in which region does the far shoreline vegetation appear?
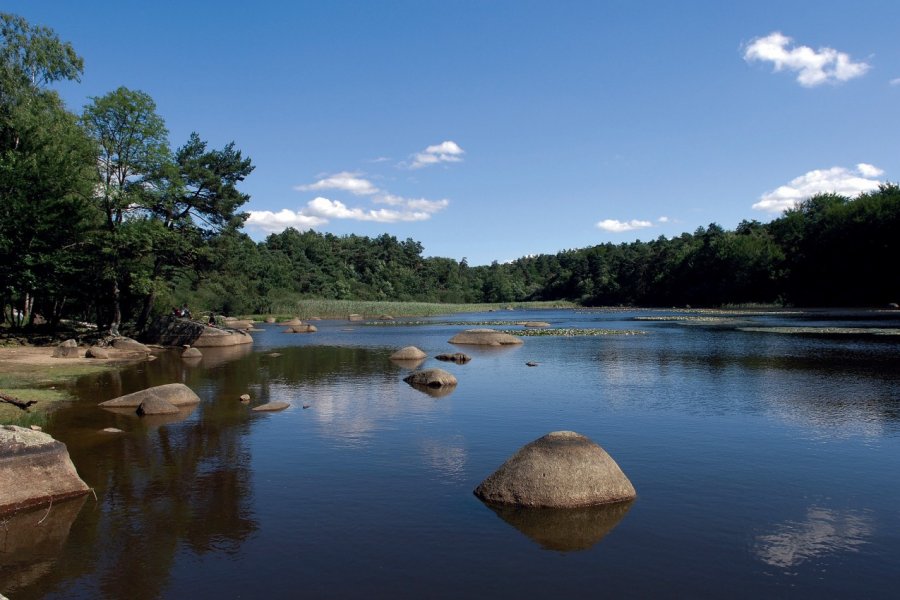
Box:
[2,13,900,341]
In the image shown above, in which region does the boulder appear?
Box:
[348,313,364,322]
[391,346,427,361]
[182,346,202,359]
[87,346,110,359]
[227,319,253,330]
[98,383,201,408]
[136,398,179,416]
[474,431,636,508]
[141,315,205,347]
[435,352,471,364]
[0,426,90,514]
[111,337,151,353]
[239,394,251,402]
[52,339,82,359]
[291,324,317,333]
[449,329,523,346]
[403,368,457,389]
[521,321,551,328]
[252,402,289,412]
[193,326,253,347]
[265,317,276,323]
[378,314,395,321]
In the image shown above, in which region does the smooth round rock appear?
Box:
[182,347,202,359]
[474,431,636,508]
[391,346,427,360]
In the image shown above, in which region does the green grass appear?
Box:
[0,388,69,427]
[244,300,575,320]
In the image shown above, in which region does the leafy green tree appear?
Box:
[81,87,170,332]
[0,13,94,327]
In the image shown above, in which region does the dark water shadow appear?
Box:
[482,500,633,552]
[0,495,87,593]
[100,404,198,428]
[405,382,457,398]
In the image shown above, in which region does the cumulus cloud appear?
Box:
[743,32,870,87]
[295,171,379,196]
[246,194,449,234]
[245,209,328,234]
[408,141,465,169]
[596,219,653,233]
[752,163,884,213]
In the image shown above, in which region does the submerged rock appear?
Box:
[449,329,523,346]
[435,352,471,364]
[98,383,201,408]
[252,402,289,412]
[521,321,551,328]
[474,431,636,508]
[391,346,428,360]
[0,426,90,514]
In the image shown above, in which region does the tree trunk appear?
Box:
[136,289,156,332]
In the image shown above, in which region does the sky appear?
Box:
[6,0,900,265]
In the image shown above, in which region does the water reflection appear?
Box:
[420,436,468,481]
[754,506,874,569]
[482,500,633,552]
[0,496,86,593]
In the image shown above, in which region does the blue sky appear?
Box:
[8,1,900,264]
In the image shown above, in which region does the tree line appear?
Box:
[2,13,898,334]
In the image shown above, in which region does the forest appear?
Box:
[2,13,899,333]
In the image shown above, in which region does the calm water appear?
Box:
[3,309,900,599]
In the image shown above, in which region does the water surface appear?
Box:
[2,309,899,598]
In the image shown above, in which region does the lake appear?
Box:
[2,308,899,599]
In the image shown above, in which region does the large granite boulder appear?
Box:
[87,345,110,359]
[449,329,523,346]
[136,397,179,416]
[52,339,83,358]
[98,383,201,408]
[111,337,151,353]
[474,431,636,508]
[142,315,206,346]
[391,346,427,360]
[289,324,317,333]
[0,426,90,514]
[193,325,253,347]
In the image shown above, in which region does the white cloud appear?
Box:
[752,164,884,213]
[743,32,870,87]
[408,140,465,169]
[890,78,900,86]
[596,219,653,233]
[246,209,328,233]
[245,194,449,234]
[657,216,670,223]
[295,171,379,196]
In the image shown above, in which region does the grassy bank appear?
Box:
[246,299,575,320]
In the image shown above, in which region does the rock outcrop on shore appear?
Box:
[0,426,90,514]
[474,431,636,508]
[193,326,253,347]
